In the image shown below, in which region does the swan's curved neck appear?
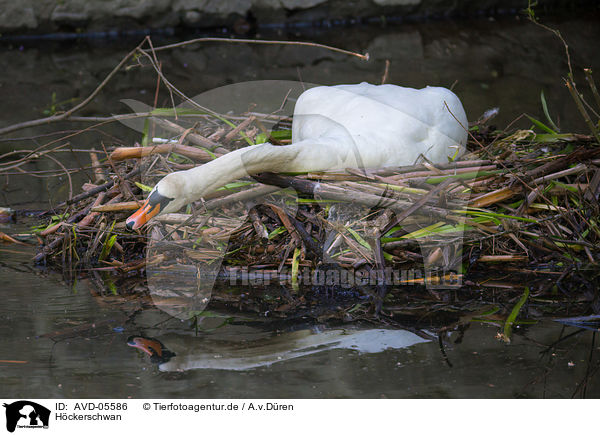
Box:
[182,142,303,202]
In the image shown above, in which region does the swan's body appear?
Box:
[126,82,468,229]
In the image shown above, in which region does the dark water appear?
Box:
[1,15,600,398]
[1,243,598,398]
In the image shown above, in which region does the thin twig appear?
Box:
[381,60,390,85]
[566,79,600,143]
[584,68,600,113]
[147,37,369,61]
[56,167,140,208]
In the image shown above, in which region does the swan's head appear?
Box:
[125,172,189,230]
[127,336,176,364]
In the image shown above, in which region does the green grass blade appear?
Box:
[268,226,287,239]
[503,287,529,342]
[525,114,557,135]
[540,90,560,132]
[141,118,150,146]
[425,170,502,184]
[135,182,154,192]
[255,130,292,144]
[456,209,537,224]
[291,247,301,292]
[346,227,372,251]
[99,234,117,262]
[98,220,117,262]
[216,181,254,191]
[386,222,445,241]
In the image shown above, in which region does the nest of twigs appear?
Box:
[27,107,600,324]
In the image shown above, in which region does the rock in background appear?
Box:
[0,0,597,34]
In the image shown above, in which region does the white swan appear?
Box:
[126,82,468,230]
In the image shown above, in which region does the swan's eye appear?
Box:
[147,189,174,212]
[125,190,174,230]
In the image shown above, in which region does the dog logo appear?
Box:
[3,401,50,433]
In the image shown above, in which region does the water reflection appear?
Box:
[1,243,598,398]
[127,327,431,371]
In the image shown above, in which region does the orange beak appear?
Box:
[127,337,164,357]
[126,199,161,230]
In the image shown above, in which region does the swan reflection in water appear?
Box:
[128,327,431,372]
